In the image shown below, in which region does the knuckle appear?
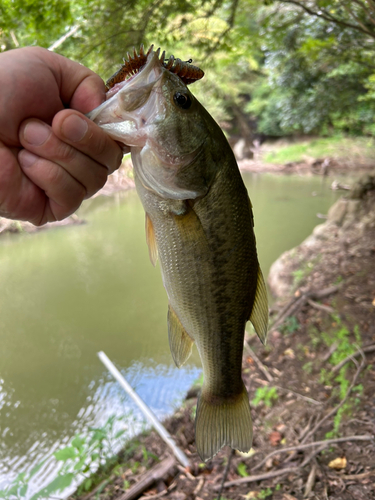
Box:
[44,161,65,186]
[90,129,122,172]
[93,131,108,160]
[55,142,77,163]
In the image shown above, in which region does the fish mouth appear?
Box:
[87,51,166,147]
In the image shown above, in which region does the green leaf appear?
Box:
[237,462,248,477]
[19,484,28,497]
[73,457,88,471]
[30,473,75,500]
[114,429,126,439]
[82,478,92,491]
[71,435,86,452]
[8,483,22,496]
[54,446,77,461]
[28,460,47,479]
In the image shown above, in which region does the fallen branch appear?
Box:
[138,477,178,500]
[304,462,317,498]
[274,385,322,406]
[118,456,176,500]
[340,471,375,480]
[217,448,235,500]
[300,444,327,468]
[331,344,375,374]
[307,299,335,314]
[270,285,341,331]
[252,377,322,405]
[321,342,339,362]
[243,342,274,382]
[214,467,299,490]
[192,477,205,496]
[218,435,374,490]
[269,295,305,332]
[251,435,373,473]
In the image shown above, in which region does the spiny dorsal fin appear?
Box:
[249,266,269,344]
[145,213,158,266]
[168,304,194,368]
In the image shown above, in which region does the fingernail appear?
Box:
[19,150,38,168]
[61,114,88,143]
[23,122,51,146]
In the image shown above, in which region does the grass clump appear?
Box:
[319,316,363,437]
[251,386,278,408]
[263,136,375,164]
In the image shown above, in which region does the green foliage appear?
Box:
[251,386,278,407]
[319,317,363,437]
[0,415,131,499]
[247,1,375,135]
[0,462,45,500]
[0,0,73,50]
[302,361,313,374]
[291,260,318,289]
[237,462,248,477]
[280,315,300,335]
[264,136,375,165]
[258,488,273,499]
[2,0,375,139]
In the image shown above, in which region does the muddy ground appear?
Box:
[69,176,375,500]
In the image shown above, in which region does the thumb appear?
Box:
[43,48,107,113]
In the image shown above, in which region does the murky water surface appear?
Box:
[0,173,340,491]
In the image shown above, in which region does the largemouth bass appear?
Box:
[88,46,269,461]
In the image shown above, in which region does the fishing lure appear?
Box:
[105,44,204,90]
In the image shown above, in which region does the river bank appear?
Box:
[64,174,375,500]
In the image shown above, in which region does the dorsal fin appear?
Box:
[145,213,158,266]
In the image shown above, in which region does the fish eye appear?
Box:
[173,92,192,110]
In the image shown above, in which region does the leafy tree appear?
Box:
[270,0,375,43]
[1,0,374,137]
[0,0,73,50]
[248,2,375,135]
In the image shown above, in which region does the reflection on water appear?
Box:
[0,173,340,492]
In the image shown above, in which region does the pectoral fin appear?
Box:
[145,213,158,266]
[249,266,269,344]
[168,304,194,368]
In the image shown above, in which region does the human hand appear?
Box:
[0,46,127,225]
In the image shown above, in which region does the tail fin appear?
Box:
[195,383,253,461]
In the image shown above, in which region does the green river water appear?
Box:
[0,173,341,493]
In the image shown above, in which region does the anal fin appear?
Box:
[249,266,269,344]
[168,305,194,368]
[145,213,158,266]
